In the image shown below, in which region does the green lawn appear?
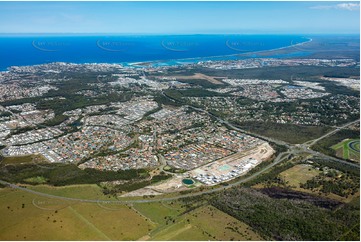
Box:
[331,139,360,162]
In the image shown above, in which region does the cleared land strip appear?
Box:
[130,204,157,226]
[165,73,225,85]
[68,206,112,241]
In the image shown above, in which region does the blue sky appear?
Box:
[0,1,359,34]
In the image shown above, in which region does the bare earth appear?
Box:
[121,143,275,197]
[168,73,225,85]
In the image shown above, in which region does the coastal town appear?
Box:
[1,1,360,240]
[198,58,359,70]
[0,59,359,190]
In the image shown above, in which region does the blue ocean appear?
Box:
[0,35,309,70]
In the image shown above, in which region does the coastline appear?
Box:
[127,37,313,67]
[0,36,312,71]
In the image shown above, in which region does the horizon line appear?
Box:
[0,33,360,36]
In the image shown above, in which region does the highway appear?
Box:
[1,116,357,204]
[303,119,360,147]
[188,103,359,168]
[0,92,359,204]
[0,149,291,204]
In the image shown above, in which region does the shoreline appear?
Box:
[0,37,313,71]
[127,37,313,67]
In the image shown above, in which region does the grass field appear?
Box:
[149,205,263,241]
[0,187,154,240]
[68,202,155,240]
[0,155,47,166]
[280,164,320,188]
[28,184,112,200]
[331,139,360,162]
[150,220,206,240]
[279,163,359,203]
[133,201,185,226]
[0,186,263,241]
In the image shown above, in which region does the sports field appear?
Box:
[331,139,360,162]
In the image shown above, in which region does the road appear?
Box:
[0,92,359,203]
[0,149,290,204]
[185,100,359,166]
[303,119,360,147]
[188,102,359,168]
[1,114,357,204]
[163,91,291,147]
[189,105,291,148]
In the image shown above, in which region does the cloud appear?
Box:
[310,2,360,11]
[336,3,360,11]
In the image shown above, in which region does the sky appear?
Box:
[0,1,359,34]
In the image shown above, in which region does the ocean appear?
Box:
[0,35,309,70]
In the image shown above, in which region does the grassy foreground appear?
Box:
[0,187,262,241]
[0,188,153,240]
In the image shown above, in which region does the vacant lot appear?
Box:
[166,73,225,85]
[279,163,359,203]
[280,164,320,188]
[0,155,46,166]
